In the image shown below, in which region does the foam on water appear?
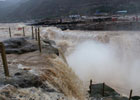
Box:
[42,27,140,96]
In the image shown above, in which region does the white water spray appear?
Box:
[43,27,140,96]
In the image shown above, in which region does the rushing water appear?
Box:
[42,27,140,96]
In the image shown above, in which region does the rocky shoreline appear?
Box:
[0,31,140,100]
[0,37,84,100]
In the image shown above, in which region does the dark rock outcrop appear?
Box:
[0,71,57,93]
[43,39,59,56]
[90,83,120,97]
[43,39,56,46]
[2,38,38,54]
[89,83,140,100]
[89,83,129,100]
[132,96,140,100]
[103,97,129,100]
[0,71,42,88]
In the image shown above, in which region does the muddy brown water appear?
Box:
[1,23,140,97]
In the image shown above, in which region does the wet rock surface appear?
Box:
[0,71,42,88]
[89,83,140,100]
[43,39,56,46]
[132,96,140,100]
[0,84,66,100]
[89,83,128,100]
[0,71,67,100]
[43,39,59,56]
[102,97,129,100]
[0,71,56,92]
[44,44,59,56]
[2,37,38,54]
[90,83,120,97]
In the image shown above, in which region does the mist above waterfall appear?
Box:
[67,40,116,82]
[43,27,140,96]
[67,36,140,96]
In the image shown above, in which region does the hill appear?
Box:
[0,0,140,22]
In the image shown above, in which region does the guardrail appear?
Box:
[0,26,42,77]
[0,26,36,38]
